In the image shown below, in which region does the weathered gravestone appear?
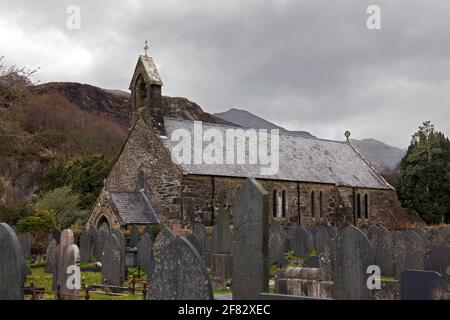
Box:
[425,245,450,275]
[367,225,395,277]
[137,232,152,272]
[393,231,409,279]
[150,226,176,280]
[21,232,32,259]
[96,223,109,261]
[210,201,233,287]
[79,231,91,264]
[186,233,202,256]
[425,228,445,256]
[232,178,269,300]
[293,225,314,257]
[88,225,98,258]
[129,225,140,248]
[111,228,126,278]
[0,223,25,300]
[400,269,441,300]
[53,229,80,300]
[314,226,332,255]
[45,237,57,274]
[144,224,153,239]
[193,222,207,255]
[269,222,285,265]
[431,265,450,300]
[102,233,123,287]
[405,230,425,271]
[150,236,213,300]
[334,225,374,300]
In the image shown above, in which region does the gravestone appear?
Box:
[111,228,126,278]
[0,223,25,300]
[367,225,395,277]
[54,229,80,300]
[151,226,176,279]
[293,225,313,257]
[327,225,338,240]
[269,222,285,265]
[211,207,232,255]
[193,222,207,255]
[144,224,153,239]
[393,231,408,279]
[96,223,109,262]
[334,225,374,300]
[21,232,32,259]
[129,225,140,248]
[304,256,320,268]
[232,178,269,300]
[425,228,445,255]
[102,233,123,287]
[45,238,57,274]
[314,226,332,255]
[431,265,450,300]
[319,242,336,282]
[425,245,450,275]
[79,231,91,264]
[186,233,202,256]
[400,269,441,300]
[88,226,97,257]
[210,203,233,287]
[404,230,425,271]
[137,232,152,272]
[150,237,213,300]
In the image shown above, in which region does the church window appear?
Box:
[273,189,278,217]
[357,193,362,219]
[319,191,324,218]
[364,194,369,219]
[311,191,316,217]
[281,190,287,218]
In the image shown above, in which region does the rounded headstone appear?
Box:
[0,223,25,300]
[150,237,213,300]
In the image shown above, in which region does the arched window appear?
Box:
[357,193,361,219]
[364,194,369,219]
[319,191,324,218]
[281,190,287,217]
[311,191,316,217]
[272,189,278,217]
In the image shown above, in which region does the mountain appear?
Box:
[214,108,405,171]
[214,108,315,138]
[350,139,405,171]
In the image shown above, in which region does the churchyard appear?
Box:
[1,178,450,300]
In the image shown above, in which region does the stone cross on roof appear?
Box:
[144,40,149,56]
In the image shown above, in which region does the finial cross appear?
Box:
[144,40,149,56]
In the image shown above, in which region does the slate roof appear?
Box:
[106,191,160,225]
[161,117,392,190]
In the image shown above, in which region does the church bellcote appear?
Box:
[129,51,163,129]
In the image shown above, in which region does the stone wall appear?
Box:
[179,174,402,229]
[106,118,184,221]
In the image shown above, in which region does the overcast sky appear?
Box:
[1,0,449,148]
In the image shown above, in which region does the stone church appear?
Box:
[86,53,422,233]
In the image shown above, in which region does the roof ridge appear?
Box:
[163,117,347,144]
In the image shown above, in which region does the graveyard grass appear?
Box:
[26,265,147,300]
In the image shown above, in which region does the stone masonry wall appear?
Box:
[105,118,184,221]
